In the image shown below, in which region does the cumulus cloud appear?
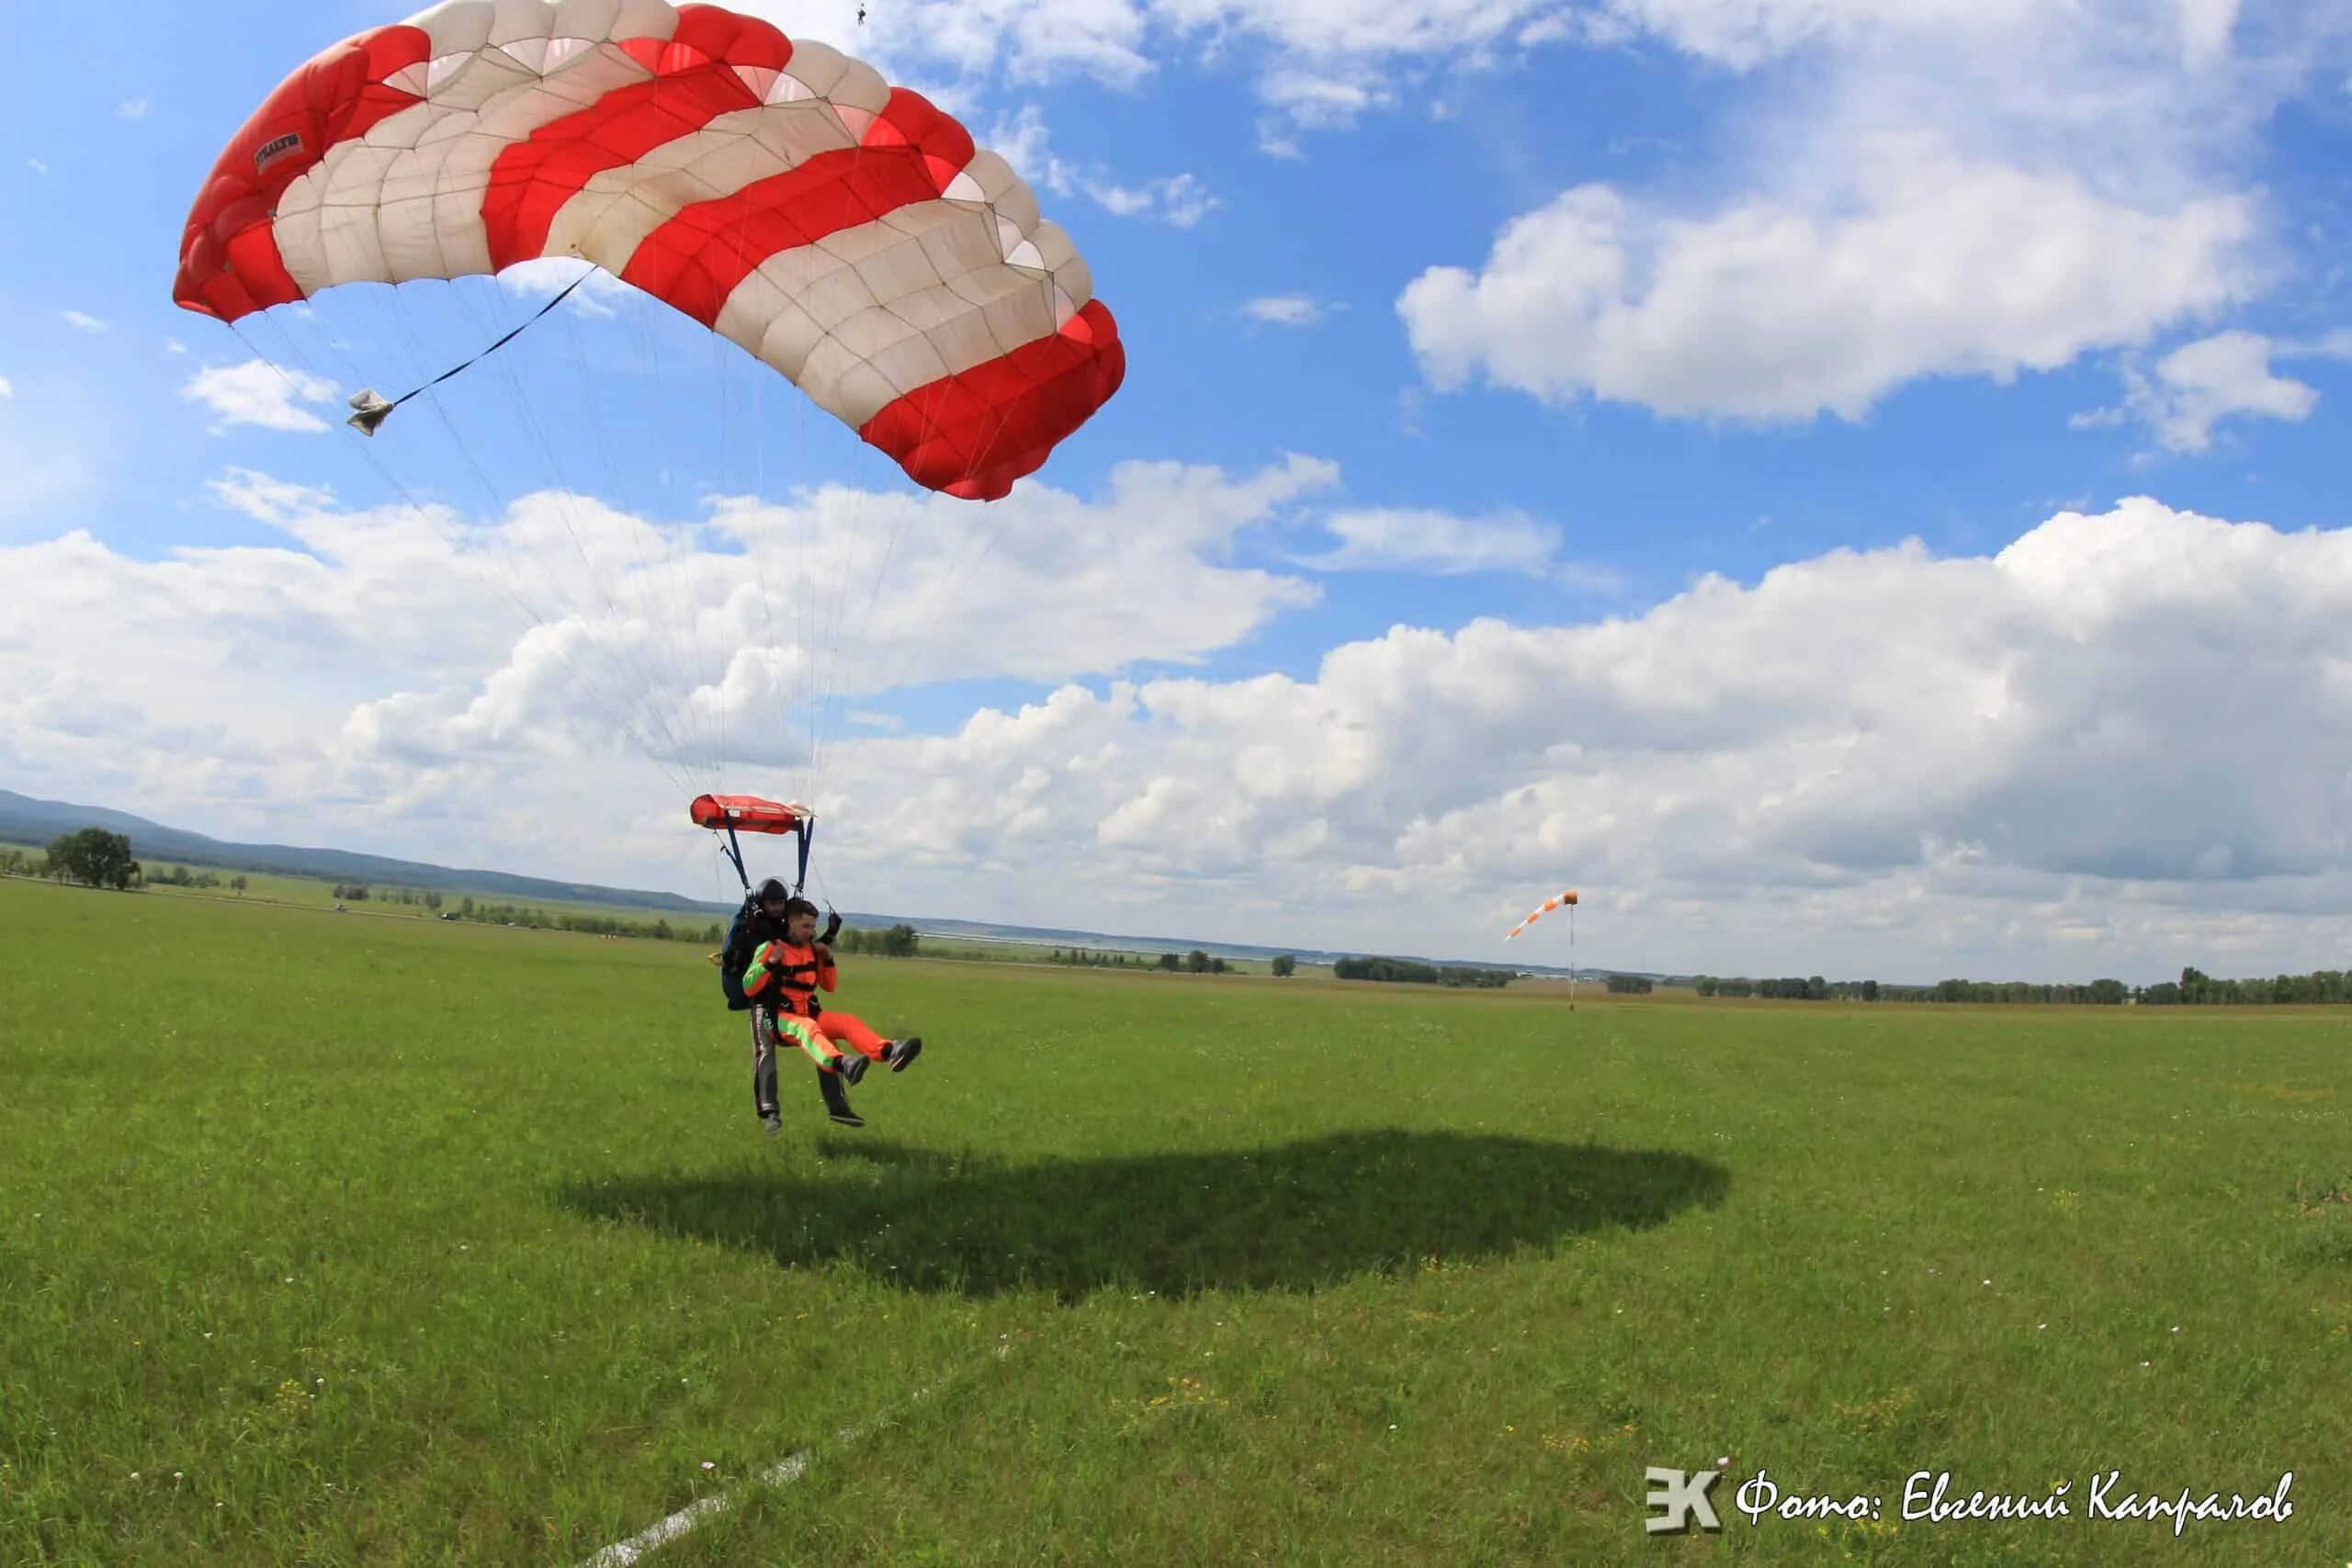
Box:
[0,375,13,400]
[0,453,1329,865]
[792,493,2352,980]
[118,98,149,120]
[2076,326,2352,452]
[8,477,2350,979]
[495,256,639,318]
[62,311,107,333]
[739,0,1577,139]
[178,360,342,434]
[1399,131,2262,423]
[987,106,1217,226]
[1398,0,2352,424]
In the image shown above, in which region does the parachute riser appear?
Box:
[718,819,812,897]
[719,823,752,893]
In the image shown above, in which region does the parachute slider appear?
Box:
[346,388,394,435]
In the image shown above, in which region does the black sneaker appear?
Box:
[817,1071,865,1128]
[763,1111,783,1138]
[834,1052,870,1087]
[884,1036,923,1072]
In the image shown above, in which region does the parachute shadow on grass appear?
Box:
[556,1130,1729,1302]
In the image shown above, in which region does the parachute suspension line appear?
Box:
[789,385,818,807]
[423,278,706,788]
[546,271,711,793]
[459,275,711,792]
[805,271,926,808]
[805,423,880,812]
[860,362,1035,698]
[379,285,705,795]
[628,257,718,795]
[811,359,1012,799]
[711,325,741,796]
[345,273,586,435]
[223,312,701,802]
[748,299,789,807]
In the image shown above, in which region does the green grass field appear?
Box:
[5,876,2350,1566]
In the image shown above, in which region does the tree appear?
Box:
[1272,954,1297,978]
[1158,953,1181,972]
[1185,950,1211,974]
[47,829,139,890]
[232,875,249,896]
[1860,979,1880,1002]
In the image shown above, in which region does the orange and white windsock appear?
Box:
[1503,888,1577,940]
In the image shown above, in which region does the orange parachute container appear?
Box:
[689,794,808,835]
[690,794,814,893]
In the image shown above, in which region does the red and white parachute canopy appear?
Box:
[172,0,1124,502]
[1503,888,1577,941]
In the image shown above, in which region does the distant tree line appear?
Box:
[1604,973,1654,994]
[1690,966,2352,1006]
[833,924,921,958]
[331,883,443,909]
[1049,947,1149,968]
[1334,956,1511,989]
[151,865,249,893]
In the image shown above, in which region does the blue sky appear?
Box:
[5,0,2352,983]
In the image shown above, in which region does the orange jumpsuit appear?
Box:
[742,938,889,1085]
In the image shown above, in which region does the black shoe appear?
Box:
[762,1111,783,1138]
[884,1036,922,1072]
[833,1053,870,1087]
[817,1068,863,1128]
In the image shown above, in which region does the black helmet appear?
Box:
[753,877,790,904]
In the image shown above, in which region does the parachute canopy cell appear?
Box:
[1503,888,1578,941]
[170,0,1125,502]
[690,794,808,835]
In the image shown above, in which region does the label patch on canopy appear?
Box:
[254,132,304,173]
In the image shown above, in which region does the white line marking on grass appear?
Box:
[582,1342,1012,1567]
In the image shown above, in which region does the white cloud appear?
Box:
[1295,506,1597,581]
[0,453,1330,863]
[496,257,637,319]
[740,0,1577,139]
[164,339,188,356]
[118,98,149,120]
[1243,295,1329,326]
[1399,131,2261,423]
[27,158,47,175]
[178,360,341,434]
[0,375,13,400]
[10,478,2351,981]
[794,494,2352,981]
[2088,329,2320,452]
[62,311,108,333]
[986,106,1216,226]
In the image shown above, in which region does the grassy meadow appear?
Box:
[4,874,2350,1565]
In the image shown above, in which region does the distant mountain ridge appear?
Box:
[0,788,728,916]
[1,788,1594,977]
